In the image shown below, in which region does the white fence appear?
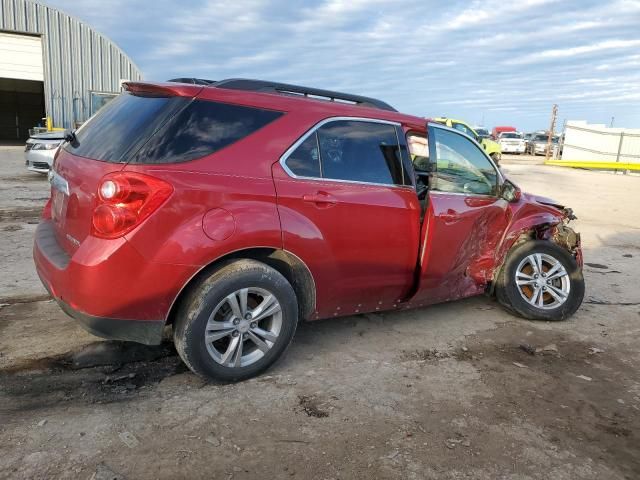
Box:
[560,121,640,167]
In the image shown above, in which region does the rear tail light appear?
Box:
[91,172,173,239]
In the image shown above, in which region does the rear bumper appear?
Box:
[34,220,195,345]
[41,275,165,345]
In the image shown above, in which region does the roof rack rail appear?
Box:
[167,78,216,85]
[213,78,397,112]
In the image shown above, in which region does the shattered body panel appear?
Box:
[411,189,582,305]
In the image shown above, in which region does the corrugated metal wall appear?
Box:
[0,0,142,129]
[562,121,640,165]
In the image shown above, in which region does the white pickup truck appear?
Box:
[498,131,526,154]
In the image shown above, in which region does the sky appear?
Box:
[46,0,640,131]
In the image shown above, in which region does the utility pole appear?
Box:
[545,104,558,162]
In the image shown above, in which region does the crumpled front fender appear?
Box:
[490,201,582,288]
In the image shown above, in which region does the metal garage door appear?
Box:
[0,32,43,81]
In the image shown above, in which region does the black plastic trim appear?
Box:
[58,299,165,345]
[214,78,397,112]
[167,77,216,85]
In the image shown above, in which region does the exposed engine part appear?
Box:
[562,207,577,221]
[553,224,580,253]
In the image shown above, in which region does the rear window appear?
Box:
[65,93,283,163]
[65,93,181,162]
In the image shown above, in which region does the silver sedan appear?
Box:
[25,132,65,173]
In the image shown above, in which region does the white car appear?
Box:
[498,132,526,154]
[25,132,65,173]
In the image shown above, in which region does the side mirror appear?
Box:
[501,179,521,203]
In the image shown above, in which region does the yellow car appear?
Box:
[433,118,502,164]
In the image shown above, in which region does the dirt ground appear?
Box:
[1,147,639,480]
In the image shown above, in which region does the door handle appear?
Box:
[440,209,458,222]
[302,192,337,206]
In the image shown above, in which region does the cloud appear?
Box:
[506,39,640,65]
[44,0,640,130]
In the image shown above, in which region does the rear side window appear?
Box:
[284,120,406,186]
[285,134,321,177]
[133,100,283,164]
[65,93,283,164]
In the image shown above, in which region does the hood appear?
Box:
[30,132,66,141]
[523,193,577,221]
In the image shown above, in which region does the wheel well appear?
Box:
[488,222,578,296]
[166,248,316,326]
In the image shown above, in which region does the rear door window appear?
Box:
[284,120,407,186]
[318,120,403,185]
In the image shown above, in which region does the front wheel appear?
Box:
[496,240,584,321]
[173,259,299,382]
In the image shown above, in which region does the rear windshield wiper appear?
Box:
[64,129,78,147]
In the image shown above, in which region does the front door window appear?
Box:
[431,127,499,195]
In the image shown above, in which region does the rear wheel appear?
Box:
[496,240,584,321]
[173,259,298,382]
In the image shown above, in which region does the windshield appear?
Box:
[475,128,489,137]
[501,133,522,139]
[534,135,549,142]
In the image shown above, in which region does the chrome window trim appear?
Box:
[426,122,504,199]
[279,116,415,191]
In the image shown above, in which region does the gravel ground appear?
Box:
[1,147,639,479]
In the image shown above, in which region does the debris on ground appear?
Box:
[540,343,558,354]
[205,436,221,447]
[298,395,330,418]
[513,362,527,368]
[519,344,536,355]
[576,375,593,382]
[589,347,605,355]
[400,349,450,361]
[104,373,137,384]
[90,463,126,480]
[585,263,608,269]
[118,431,140,449]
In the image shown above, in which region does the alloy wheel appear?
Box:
[514,253,570,310]
[204,287,282,368]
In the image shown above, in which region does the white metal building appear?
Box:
[0,0,142,141]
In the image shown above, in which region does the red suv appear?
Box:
[34,79,584,381]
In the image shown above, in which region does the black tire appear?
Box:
[173,259,298,382]
[495,240,584,321]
